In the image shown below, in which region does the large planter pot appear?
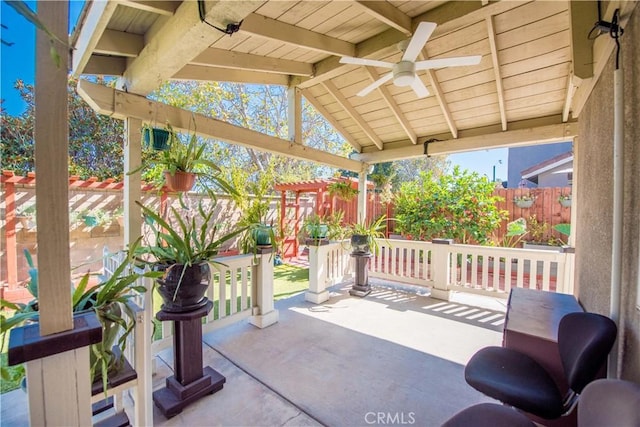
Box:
[306,223,328,240]
[156,262,210,312]
[351,234,370,254]
[252,224,273,246]
[164,170,196,192]
[91,302,125,380]
[143,128,171,151]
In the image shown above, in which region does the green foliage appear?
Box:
[554,223,571,236]
[349,215,388,253]
[327,180,358,201]
[394,166,507,244]
[499,218,528,248]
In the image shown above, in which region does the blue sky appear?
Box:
[0,1,507,181]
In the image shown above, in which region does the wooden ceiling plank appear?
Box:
[94,29,144,57]
[569,1,597,79]
[300,89,363,152]
[77,80,363,172]
[322,80,383,150]
[355,1,413,36]
[562,74,576,122]
[486,16,507,131]
[72,1,119,76]
[115,0,177,16]
[119,1,265,95]
[191,47,313,76]
[353,120,578,163]
[172,65,288,85]
[240,13,355,57]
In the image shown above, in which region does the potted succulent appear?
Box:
[558,193,572,207]
[136,189,248,312]
[514,194,536,208]
[0,238,160,392]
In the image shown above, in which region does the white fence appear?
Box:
[308,238,574,301]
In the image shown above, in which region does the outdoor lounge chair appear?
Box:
[461,312,617,421]
[442,378,640,427]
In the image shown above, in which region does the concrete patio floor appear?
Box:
[1,279,506,426]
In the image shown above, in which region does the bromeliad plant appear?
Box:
[349,215,388,254]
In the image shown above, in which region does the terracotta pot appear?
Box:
[164,170,196,192]
[156,262,210,312]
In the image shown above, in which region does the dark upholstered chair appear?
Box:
[463,312,617,420]
[442,379,640,427]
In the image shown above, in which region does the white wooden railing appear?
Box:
[305,241,352,304]
[308,238,574,301]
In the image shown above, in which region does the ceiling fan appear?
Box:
[339,22,482,98]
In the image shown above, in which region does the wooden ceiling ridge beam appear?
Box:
[72,1,119,76]
[365,68,416,144]
[119,1,265,95]
[300,89,363,152]
[322,81,384,150]
[240,13,355,57]
[355,1,413,36]
[192,48,313,76]
[353,117,579,164]
[76,80,364,173]
[95,29,144,57]
[417,47,458,139]
[486,16,507,131]
[115,0,177,16]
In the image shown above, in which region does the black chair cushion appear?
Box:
[442,403,535,427]
[464,346,564,419]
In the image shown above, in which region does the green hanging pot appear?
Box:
[143,128,171,151]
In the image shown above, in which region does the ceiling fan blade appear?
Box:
[414,55,482,70]
[410,78,430,98]
[402,21,437,62]
[357,72,394,97]
[339,56,394,69]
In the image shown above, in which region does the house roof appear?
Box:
[521,150,573,179]
[70,1,636,168]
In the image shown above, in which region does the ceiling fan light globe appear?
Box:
[393,61,416,87]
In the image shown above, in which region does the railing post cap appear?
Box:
[432,238,454,245]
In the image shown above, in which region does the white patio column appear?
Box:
[306,243,330,304]
[357,170,368,222]
[250,248,279,328]
[430,239,453,301]
[124,117,143,246]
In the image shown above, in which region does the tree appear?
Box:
[394,166,507,244]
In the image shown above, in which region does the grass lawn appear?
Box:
[0,262,310,394]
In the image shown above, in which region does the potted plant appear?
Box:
[303,213,329,244]
[558,193,572,207]
[142,123,175,151]
[0,239,160,392]
[136,189,247,312]
[349,215,387,254]
[514,194,535,208]
[15,204,36,229]
[328,180,359,201]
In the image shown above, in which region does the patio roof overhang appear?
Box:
[70,0,635,167]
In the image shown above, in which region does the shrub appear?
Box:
[394,166,507,244]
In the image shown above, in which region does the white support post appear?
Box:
[357,171,368,223]
[250,250,279,328]
[124,117,143,246]
[287,87,301,144]
[430,239,453,301]
[306,244,330,304]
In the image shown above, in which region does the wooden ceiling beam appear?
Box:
[569,1,597,80]
[83,55,126,76]
[115,0,178,16]
[192,48,313,76]
[355,1,412,36]
[563,74,577,122]
[240,13,355,57]
[118,1,264,95]
[95,29,143,57]
[365,68,417,144]
[353,119,579,163]
[300,89,363,152]
[486,16,507,131]
[322,81,383,150]
[77,80,364,172]
[172,65,289,85]
[72,1,119,76]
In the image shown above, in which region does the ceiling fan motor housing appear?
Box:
[393,61,416,86]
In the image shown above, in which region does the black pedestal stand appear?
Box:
[152,299,225,418]
[350,253,373,297]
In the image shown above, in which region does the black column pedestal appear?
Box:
[152,299,225,418]
[350,253,373,297]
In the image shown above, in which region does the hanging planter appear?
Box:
[558,194,572,207]
[143,127,172,151]
[164,170,196,192]
[514,196,535,209]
